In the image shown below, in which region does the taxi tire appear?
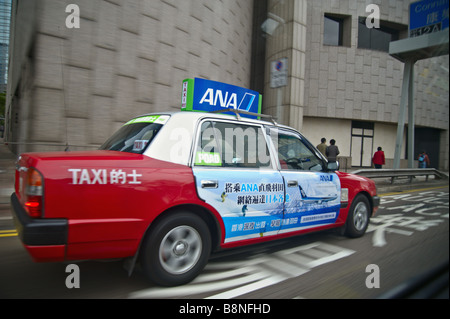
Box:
[345,194,370,238]
[140,212,211,287]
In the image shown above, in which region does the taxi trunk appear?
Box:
[12,150,199,262]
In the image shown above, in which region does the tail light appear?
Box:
[24,168,44,218]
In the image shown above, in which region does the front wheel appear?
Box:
[345,194,371,238]
[140,212,211,286]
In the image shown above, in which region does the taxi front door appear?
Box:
[268,128,341,234]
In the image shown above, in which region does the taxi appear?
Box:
[12,110,380,286]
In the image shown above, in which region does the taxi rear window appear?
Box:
[100,115,169,154]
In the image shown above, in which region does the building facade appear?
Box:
[5,0,449,170]
[300,0,448,170]
[0,0,12,93]
[6,0,255,151]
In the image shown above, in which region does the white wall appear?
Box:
[302,117,408,168]
[301,117,351,157]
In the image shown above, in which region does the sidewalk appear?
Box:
[0,138,16,204]
[0,139,16,220]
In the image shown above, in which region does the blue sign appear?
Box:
[181,78,262,119]
[409,0,449,37]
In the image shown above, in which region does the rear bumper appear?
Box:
[11,193,67,261]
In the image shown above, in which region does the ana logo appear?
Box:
[183,78,261,119]
[199,89,256,111]
[200,88,238,109]
[320,175,333,182]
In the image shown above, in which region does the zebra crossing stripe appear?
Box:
[129,241,355,299]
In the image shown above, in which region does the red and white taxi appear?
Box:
[12,111,379,286]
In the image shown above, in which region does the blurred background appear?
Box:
[1,0,449,170]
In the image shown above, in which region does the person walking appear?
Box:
[326,139,340,163]
[316,138,327,156]
[418,151,430,168]
[372,147,385,169]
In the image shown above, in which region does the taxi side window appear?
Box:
[195,120,271,168]
[271,129,324,171]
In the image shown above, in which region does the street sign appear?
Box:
[409,0,449,37]
[181,78,262,119]
[270,58,288,88]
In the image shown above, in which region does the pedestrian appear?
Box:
[326,139,340,163]
[372,146,385,169]
[418,151,430,168]
[316,138,327,156]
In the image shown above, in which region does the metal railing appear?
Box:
[351,168,449,184]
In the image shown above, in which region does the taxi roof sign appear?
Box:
[181,78,262,119]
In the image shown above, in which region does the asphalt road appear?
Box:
[0,186,448,301]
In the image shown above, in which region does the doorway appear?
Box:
[412,127,440,169]
[351,121,374,167]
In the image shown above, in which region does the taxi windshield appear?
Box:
[99,115,169,154]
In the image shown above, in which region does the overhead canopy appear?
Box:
[389,29,449,62]
[389,29,448,169]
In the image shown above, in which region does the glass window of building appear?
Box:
[357,17,407,52]
[323,13,351,47]
[324,15,342,46]
[0,0,12,93]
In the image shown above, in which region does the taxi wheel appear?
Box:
[140,212,211,287]
[345,194,370,238]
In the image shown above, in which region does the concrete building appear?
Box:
[0,0,12,93]
[5,0,449,170]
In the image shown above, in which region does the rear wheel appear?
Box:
[140,212,211,286]
[345,194,370,238]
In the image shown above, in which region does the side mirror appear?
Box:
[327,161,339,171]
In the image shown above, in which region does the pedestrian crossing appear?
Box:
[129,241,354,299]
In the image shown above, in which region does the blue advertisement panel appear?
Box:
[182,78,262,119]
[193,168,285,243]
[193,168,342,243]
[280,171,341,234]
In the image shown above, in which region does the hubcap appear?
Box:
[353,202,368,231]
[173,241,188,255]
[159,225,202,275]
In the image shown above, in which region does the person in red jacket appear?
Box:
[372,147,385,169]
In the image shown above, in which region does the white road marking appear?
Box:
[368,189,448,247]
[129,241,355,299]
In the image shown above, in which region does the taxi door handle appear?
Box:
[201,180,218,189]
[287,180,298,187]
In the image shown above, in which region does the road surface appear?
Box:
[0,186,448,300]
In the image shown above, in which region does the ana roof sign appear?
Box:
[181,78,262,119]
[409,0,449,37]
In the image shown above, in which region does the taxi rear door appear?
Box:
[192,120,285,244]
